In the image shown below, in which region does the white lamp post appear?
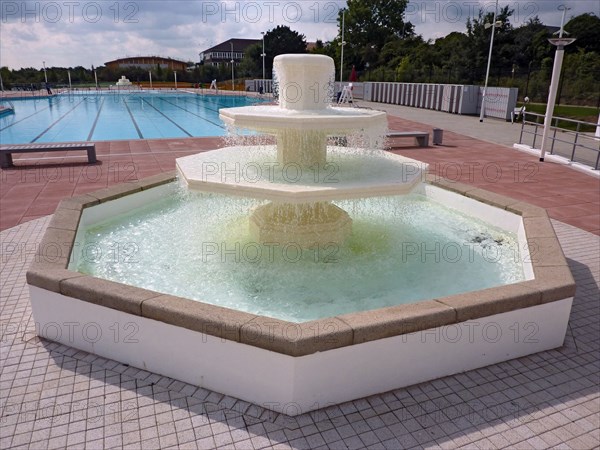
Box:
[231,41,235,91]
[149,71,153,89]
[94,69,98,89]
[174,71,177,90]
[539,5,576,161]
[261,31,266,93]
[43,61,48,84]
[339,9,346,84]
[67,70,72,90]
[479,0,501,122]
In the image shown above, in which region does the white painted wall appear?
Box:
[30,285,571,415]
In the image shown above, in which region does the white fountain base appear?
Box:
[30,285,572,416]
[28,181,574,416]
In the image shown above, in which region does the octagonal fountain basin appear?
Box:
[27,173,575,415]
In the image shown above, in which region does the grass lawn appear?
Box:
[518,103,599,132]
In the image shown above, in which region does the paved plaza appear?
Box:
[1,105,599,449]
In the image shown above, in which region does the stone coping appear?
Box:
[26,172,576,357]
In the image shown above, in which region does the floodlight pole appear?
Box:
[339,9,346,84]
[231,41,235,91]
[174,71,178,90]
[43,61,48,84]
[94,69,98,89]
[540,5,575,162]
[149,71,153,89]
[261,31,266,92]
[479,0,499,122]
[67,70,72,90]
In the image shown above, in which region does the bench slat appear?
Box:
[0,143,95,150]
[387,132,428,137]
[0,143,97,168]
[387,131,429,147]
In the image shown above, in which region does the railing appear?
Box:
[519,111,600,170]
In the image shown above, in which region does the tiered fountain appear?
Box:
[28,54,575,416]
[177,54,424,247]
[115,75,133,87]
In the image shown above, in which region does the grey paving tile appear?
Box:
[1,212,600,450]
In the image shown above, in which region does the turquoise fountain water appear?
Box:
[72,54,525,322]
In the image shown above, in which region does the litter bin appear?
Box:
[433,128,443,145]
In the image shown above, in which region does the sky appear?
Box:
[1,1,598,70]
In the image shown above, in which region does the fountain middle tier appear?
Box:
[176,146,427,204]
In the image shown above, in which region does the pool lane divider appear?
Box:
[87,98,106,141]
[184,95,262,112]
[0,96,65,132]
[180,96,221,114]
[123,100,144,139]
[141,98,193,137]
[31,98,86,143]
[160,97,225,129]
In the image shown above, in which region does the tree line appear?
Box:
[310,1,599,106]
[239,1,599,106]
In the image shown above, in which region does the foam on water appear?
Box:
[75,189,525,322]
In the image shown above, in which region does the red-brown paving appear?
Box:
[1,118,599,234]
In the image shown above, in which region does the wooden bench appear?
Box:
[0,143,97,168]
[387,131,429,148]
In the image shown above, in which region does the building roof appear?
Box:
[105,56,190,65]
[201,39,260,54]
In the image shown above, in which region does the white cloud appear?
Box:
[0,1,597,69]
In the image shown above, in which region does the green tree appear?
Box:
[310,40,336,59]
[1,66,12,89]
[156,63,167,81]
[265,25,307,77]
[240,26,306,79]
[564,13,600,54]
[466,5,514,82]
[430,32,471,83]
[238,43,262,78]
[395,57,412,82]
[335,0,414,75]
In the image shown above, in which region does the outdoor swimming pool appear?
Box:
[0,92,266,144]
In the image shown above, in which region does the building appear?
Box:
[105,56,189,72]
[199,39,260,67]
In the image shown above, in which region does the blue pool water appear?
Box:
[0,92,265,144]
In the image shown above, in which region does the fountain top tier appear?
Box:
[219,54,387,138]
[274,54,334,111]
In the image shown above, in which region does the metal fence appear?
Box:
[518,111,600,170]
[363,82,518,121]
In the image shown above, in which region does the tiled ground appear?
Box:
[1,216,598,449]
[385,116,600,235]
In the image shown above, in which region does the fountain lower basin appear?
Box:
[27,173,575,415]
